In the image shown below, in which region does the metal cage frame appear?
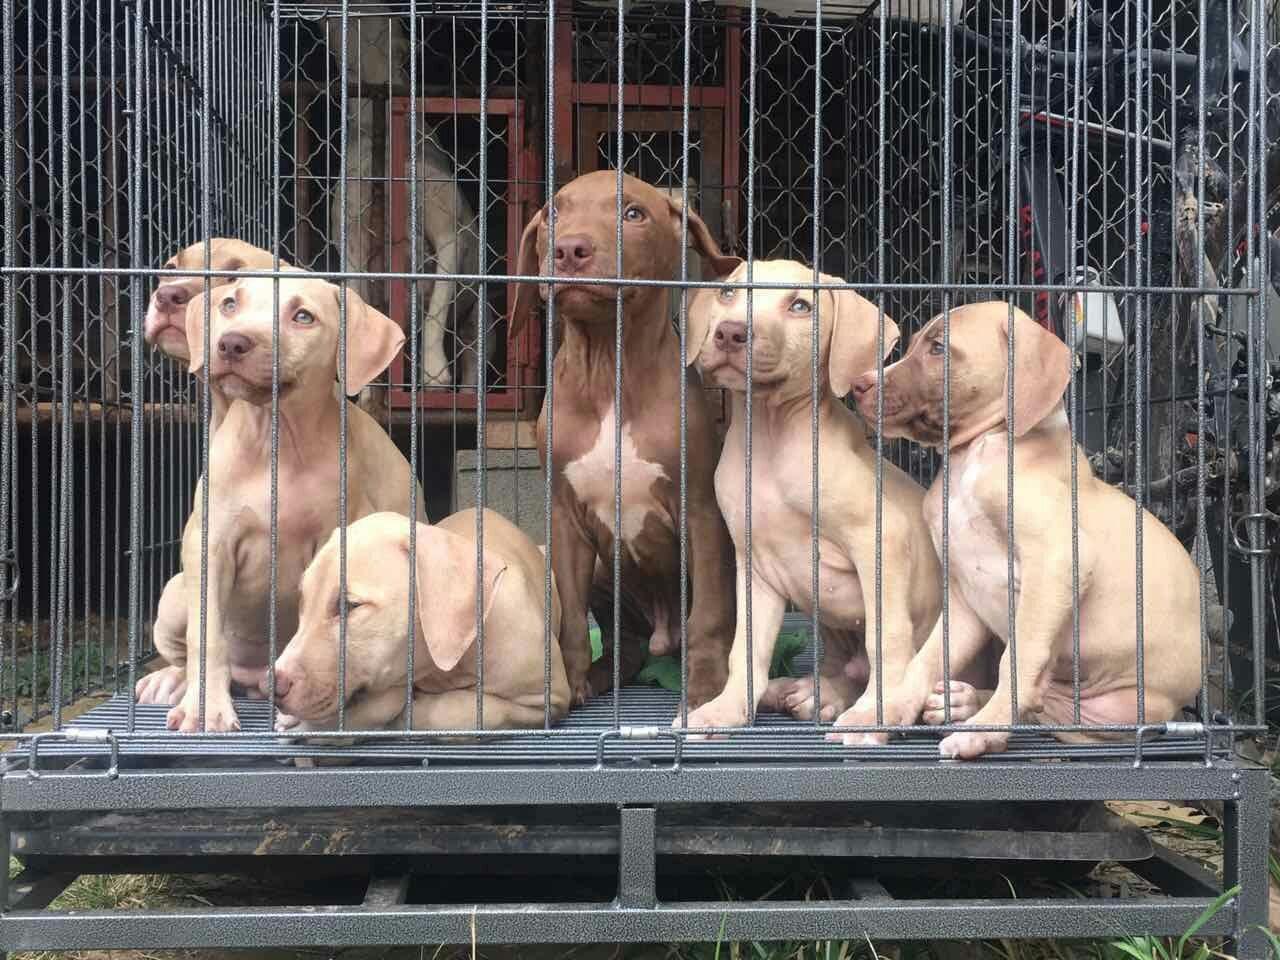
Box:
[0,0,1276,953]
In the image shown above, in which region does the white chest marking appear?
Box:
[563,404,669,551]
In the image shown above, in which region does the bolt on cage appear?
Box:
[0,0,1276,953]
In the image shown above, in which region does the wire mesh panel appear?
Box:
[0,0,1276,948]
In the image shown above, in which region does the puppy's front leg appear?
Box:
[168,536,240,732]
[676,555,785,735]
[838,527,919,721]
[135,573,190,706]
[682,499,735,709]
[549,501,601,705]
[939,538,1078,760]
[835,580,989,745]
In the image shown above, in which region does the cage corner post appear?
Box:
[1223,765,1272,960]
[0,807,7,958]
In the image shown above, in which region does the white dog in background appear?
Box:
[326,13,490,392]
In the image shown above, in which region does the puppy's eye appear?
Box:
[623,204,647,223]
[790,298,812,314]
[929,340,945,356]
[220,296,236,315]
[718,286,735,302]
[334,597,364,618]
[294,309,315,326]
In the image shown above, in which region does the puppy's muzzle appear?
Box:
[713,320,748,354]
[850,372,891,418]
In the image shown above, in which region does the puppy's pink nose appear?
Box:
[714,321,748,352]
[554,234,595,273]
[850,372,878,399]
[153,283,190,311]
[217,332,254,360]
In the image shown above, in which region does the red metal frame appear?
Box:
[553,3,744,253]
[387,97,541,412]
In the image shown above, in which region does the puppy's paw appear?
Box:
[826,695,919,746]
[135,666,187,706]
[923,681,982,725]
[167,691,241,733]
[674,695,748,740]
[938,728,1009,760]
[274,712,304,734]
[758,677,801,714]
[764,677,839,722]
[568,675,595,707]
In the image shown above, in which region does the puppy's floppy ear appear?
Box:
[666,196,742,278]
[334,284,406,394]
[683,285,721,367]
[824,275,900,398]
[508,203,547,338]
[1000,305,1071,437]
[185,288,214,375]
[411,522,508,674]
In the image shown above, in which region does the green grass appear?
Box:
[1102,886,1240,960]
[9,642,109,705]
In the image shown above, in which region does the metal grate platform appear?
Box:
[6,681,1221,769]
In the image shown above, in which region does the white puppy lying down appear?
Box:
[270,508,571,733]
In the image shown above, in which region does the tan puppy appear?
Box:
[136,243,290,708]
[145,239,284,367]
[846,302,1202,759]
[676,260,943,738]
[164,275,425,732]
[509,171,741,708]
[269,509,569,732]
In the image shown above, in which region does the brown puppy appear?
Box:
[270,509,570,733]
[677,260,943,738]
[509,171,741,707]
[164,275,425,732]
[847,302,1202,759]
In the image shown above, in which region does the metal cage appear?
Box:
[0,0,1276,953]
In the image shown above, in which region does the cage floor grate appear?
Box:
[7,681,1219,769]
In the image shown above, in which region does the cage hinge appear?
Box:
[27,729,119,781]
